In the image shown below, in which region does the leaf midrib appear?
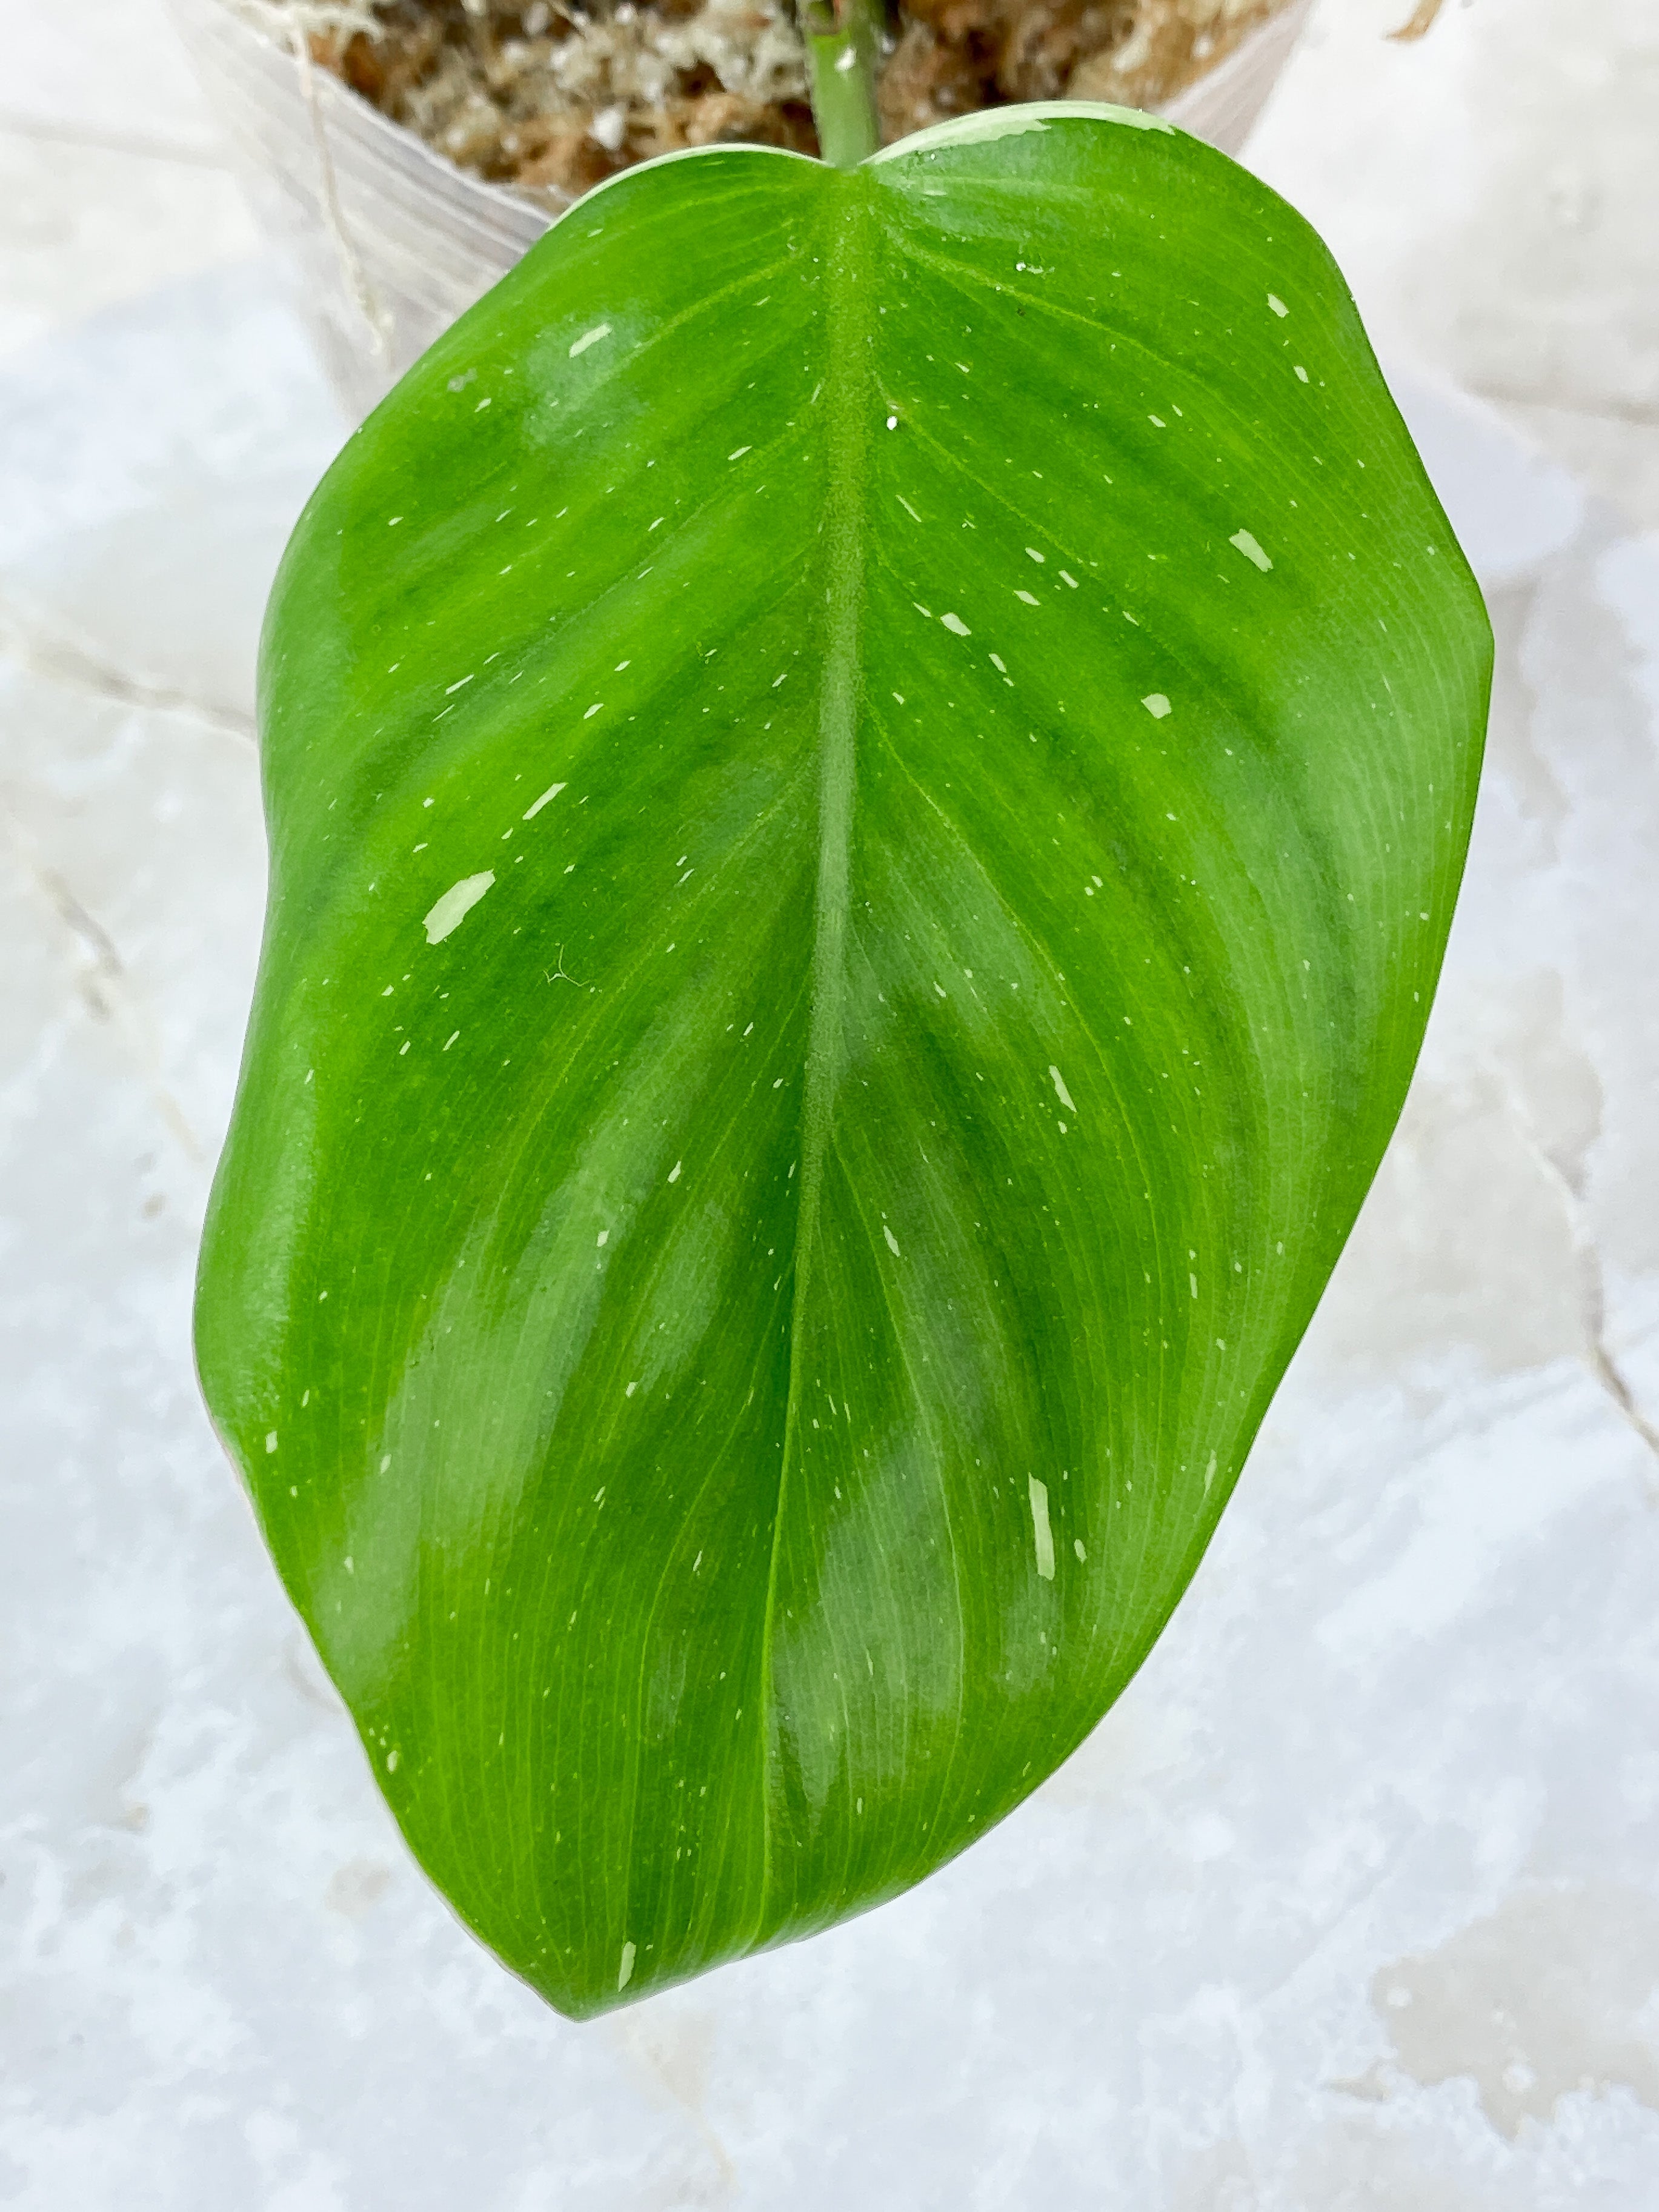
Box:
[755,174,871,1924]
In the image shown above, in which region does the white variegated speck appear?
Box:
[424,872,496,945]
[1028,1477,1056,1580]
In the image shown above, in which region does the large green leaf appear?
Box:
[197,107,1489,2017]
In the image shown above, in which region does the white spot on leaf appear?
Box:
[1028,1476,1056,1580]
[1142,694,1171,720]
[570,323,611,357]
[1229,529,1274,571]
[524,781,566,819]
[1048,1064,1076,1112]
[424,872,496,945]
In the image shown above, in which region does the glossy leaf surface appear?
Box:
[197,109,1490,2017]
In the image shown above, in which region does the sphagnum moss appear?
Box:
[239,0,1298,208]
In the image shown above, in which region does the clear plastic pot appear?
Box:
[169,0,1313,422]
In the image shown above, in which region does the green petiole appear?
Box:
[801,0,886,169]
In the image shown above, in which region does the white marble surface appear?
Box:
[3,4,1658,2206]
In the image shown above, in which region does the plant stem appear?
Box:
[802,0,885,169]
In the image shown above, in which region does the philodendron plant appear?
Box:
[197,9,1491,2021]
